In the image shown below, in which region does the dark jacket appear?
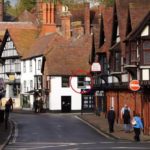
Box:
[107,109,115,121]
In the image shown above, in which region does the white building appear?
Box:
[43,34,94,112]
[0,28,37,108]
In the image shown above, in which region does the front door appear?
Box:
[61,96,71,113]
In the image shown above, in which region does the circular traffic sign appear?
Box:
[129,80,140,91]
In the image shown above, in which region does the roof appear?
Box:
[22,32,64,59]
[44,34,92,76]
[125,11,150,41]
[6,28,38,57]
[129,1,150,29]
[93,5,113,57]
[0,22,37,30]
[18,10,40,27]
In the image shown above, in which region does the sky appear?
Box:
[8,0,18,6]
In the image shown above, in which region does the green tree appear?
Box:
[17,0,36,13]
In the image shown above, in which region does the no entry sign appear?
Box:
[129,80,140,91]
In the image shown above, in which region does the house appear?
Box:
[43,34,93,112]
[92,0,150,135]
[0,28,38,108]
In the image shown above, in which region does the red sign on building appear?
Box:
[129,80,140,91]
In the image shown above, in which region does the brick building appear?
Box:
[92,0,150,135]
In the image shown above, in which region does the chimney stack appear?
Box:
[84,2,90,34]
[0,0,4,21]
[36,0,43,23]
[61,7,71,39]
[40,2,56,36]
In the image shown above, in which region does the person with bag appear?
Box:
[132,113,143,141]
[122,105,131,132]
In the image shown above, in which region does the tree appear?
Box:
[17,0,36,13]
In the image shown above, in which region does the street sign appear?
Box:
[91,62,101,72]
[129,80,140,91]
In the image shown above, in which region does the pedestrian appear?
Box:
[33,99,39,113]
[4,100,11,129]
[39,97,43,113]
[121,104,131,132]
[132,113,143,141]
[8,97,13,111]
[107,107,116,133]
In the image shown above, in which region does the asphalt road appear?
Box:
[4,113,150,150]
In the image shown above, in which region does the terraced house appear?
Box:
[0,0,96,112]
[92,0,150,135]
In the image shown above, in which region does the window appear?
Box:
[30,80,32,89]
[143,40,150,65]
[24,81,26,92]
[38,60,41,70]
[131,42,137,63]
[62,76,69,87]
[78,76,85,88]
[23,61,26,73]
[34,75,42,89]
[30,60,32,72]
[114,51,121,72]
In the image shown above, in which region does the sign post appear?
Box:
[129,80,140,115]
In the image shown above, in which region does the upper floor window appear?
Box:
[23,61,26,73]
[30,60,32,72]
[38,60,41,70]
[30,80,33,90]
[143,40,150,65]
[24,80,26,92]
[62,76,69,87]
[78,77,85,88]
[131,42,137,63]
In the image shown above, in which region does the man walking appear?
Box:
[5,100,11,129]
[107,107,116,133]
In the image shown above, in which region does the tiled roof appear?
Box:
[0,22,37,30]
[44,34,92,76]
[22,32,63,59]
[93,5,113,57]
[129,1,150,29]
[18,10,40,27]
[7,28,38,57]
[125,11,150,41]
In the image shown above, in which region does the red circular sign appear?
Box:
[129,80,140,91]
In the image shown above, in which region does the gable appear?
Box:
[141,25,149,37]
[125,11,150,41]
[1,35,19,58]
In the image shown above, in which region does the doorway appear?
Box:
[61,96,71,113]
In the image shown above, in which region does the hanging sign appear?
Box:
[91,62,101,72]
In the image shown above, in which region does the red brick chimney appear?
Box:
[36,0,43,23]
[84,2,90,34]
[61,7,71,40]
[0,0,4,21]
[40,2,56,36]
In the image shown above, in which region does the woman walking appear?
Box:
[132,113,143,142]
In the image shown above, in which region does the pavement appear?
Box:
[0,111,150,150]
[78,112,150,142]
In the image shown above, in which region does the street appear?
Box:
[4,113,150,150]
